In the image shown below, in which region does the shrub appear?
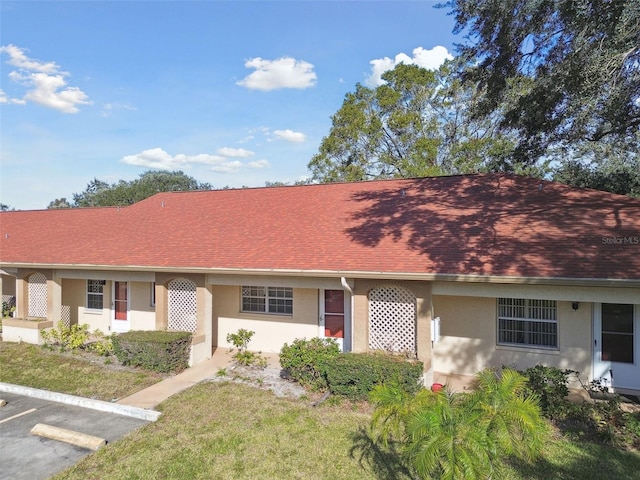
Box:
[87,329,114,356]
[2,301,15,318]
[279,337,340,390]
[325,352,423,400]
[42,321,91,353]
[226,328,266,367]
[518,365,577,419]
[112,330,192,373]
[370,368,549,480]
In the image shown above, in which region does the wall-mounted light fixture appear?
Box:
[572,302,579,311]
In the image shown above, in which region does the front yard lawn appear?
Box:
[2,342,639,479]
[0,342,165,401]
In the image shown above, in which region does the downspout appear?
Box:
[341,277,354,352]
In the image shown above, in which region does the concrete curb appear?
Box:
[31,423,107,451]
[0,382,161,422]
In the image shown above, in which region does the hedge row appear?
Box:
[280,338,423,400]
[325,352,424,400]
[112,330,192,373]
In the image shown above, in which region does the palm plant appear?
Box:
[369,368,549,480]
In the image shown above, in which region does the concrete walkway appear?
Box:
[117,349,281,410]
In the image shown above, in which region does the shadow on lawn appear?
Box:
[349,426,413,480]
[506,440,640,480]
[349,425,640,480]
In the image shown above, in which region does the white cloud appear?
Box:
[365,46,453,87]
[0,44,59,73]
[216,147,254,158]
[273,129,306,143]
[248,159,270,168]
[121,148,268,174]
[0,88,25,105]
[0,44,91,113]
[237,56,317,91]
[210,160,242,174]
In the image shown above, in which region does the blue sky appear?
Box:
[1,1,456,210]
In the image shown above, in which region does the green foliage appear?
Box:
[553,155,640,198]
[47,197,72,209]
[370,368,549,480]
[42,321,91,353]
[518,365,640,449]
[87,329,114,356]
[112,330,192,373]
[309,60,519,183]
[449,0,640,161]
[279,337,341,390]
[226,328,266,367]
[2,301,15,318]
[518,365,577,419]
[324,353,423,400]
[68,170,212,208]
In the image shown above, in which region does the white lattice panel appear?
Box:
[61,305,71,328]
[368,285,416,355]
[28,273,47,318]
[168,278,197,333]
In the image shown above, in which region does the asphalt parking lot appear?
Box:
[0,392,150,480]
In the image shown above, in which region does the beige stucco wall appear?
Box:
[212,285,319,353]
[1,273,16,298]
[432,295,593,390]
[64,278,111,332]
[351,279,433,380]
[129,281,156,330]
[60,278,156,333]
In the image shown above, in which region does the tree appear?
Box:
[47,197,72,209]
[308,61,522,183]
[370,368,548,479]
[0,203,14,211]
[71,171,212,207]
[448,0,640,161]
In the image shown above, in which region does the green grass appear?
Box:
[2,342,639,479]
[50,381,640,480]
[53,382,388,480]
[0,342,164,401]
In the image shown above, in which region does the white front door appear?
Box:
[112,281,130,333]
[593,303,640,392]
[320,289,350,351]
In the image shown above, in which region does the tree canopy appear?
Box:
[50,170,212,208]
[448,0,640,160]
[308,61,521,183]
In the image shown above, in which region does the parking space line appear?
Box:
[0,408,37,425]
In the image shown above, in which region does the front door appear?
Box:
[593,303,640,392]
[321,289,345,350]
[112,281,130,333]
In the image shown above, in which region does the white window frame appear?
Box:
[497,298,558,349]
[87,279,106,311]
[241,286,293,315]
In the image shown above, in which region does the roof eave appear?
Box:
[1,262,639,288]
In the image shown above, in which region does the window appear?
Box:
[150,282,156,307]
[497,298,557,348]
[87,280,106,310]
[242,286,292,315]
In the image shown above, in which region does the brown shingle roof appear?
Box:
[1,174,639,281]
